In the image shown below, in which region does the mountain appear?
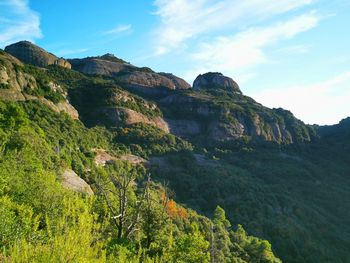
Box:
[4,41,71,69]
[0,41,349,263]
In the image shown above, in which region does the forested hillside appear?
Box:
[0,42,349,262]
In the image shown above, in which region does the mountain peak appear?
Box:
[193,72,241,93]
[4,40,71,69]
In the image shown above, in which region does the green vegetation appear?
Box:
[0,100,280,262]
[1,50,348,262]
[0,83,10,89]
[19,64,66,103]
[115,123,193,158]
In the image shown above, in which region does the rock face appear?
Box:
[159,73,191,89]
[61,169,93,195]
[193,72,241,93]
[69,55,190,95]
[5,41,71,69]
[102,107,169,133]
[69,56,135,76]
[159,91,315,143]
[93,148,147,166]
[0,51,78,119]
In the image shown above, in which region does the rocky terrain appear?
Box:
[0,50,78,119]
[69,53,191,95]
[5,41,71,69]
[193,72,241,93]
[1,42,315,144]
[1,41,349,263]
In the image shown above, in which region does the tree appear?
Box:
[211,206,234,262]
[96,161,149,240]
[172,223,210,263]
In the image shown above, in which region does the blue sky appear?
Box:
[0,0,349,125]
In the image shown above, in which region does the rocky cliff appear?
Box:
[5,41,71,69]
[1,42,316,144]
[0,50,78,119]
[69,54,191,95]
[160,73,315,143]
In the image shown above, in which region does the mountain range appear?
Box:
[0,41,349,262]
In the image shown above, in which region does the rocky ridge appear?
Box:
[0,51,78,119]
[5,41,71,69]
[69,54,191,94]
[1,42,316,144]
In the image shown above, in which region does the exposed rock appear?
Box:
[119,154,147,165]
[159,86,314,143]
[0,53,37,92]
[159,73,191,89]
[0,89,26,101]
[61,169,93,195]
[0,51,79,119]
[166,119,201,137]
[69,56,190,95]
[93,149,116,166]
[208,121,245,141]
[69,57,135,76]
[93,149,147,166]
[118,71,175,90]
[5,41,71,69]
[102,107,169,132]
[193,72,241,93]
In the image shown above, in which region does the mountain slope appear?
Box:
[1,42,349,262]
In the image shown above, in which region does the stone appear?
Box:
[193,72,241,93]
[61,169,93,195]
[5,41,71,69]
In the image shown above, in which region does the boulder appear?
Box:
[193,72,241,93]
[61,169,93,195]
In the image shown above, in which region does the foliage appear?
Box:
[115,123,193,158]
[0,98,280,262]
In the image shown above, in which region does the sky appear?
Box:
[0,0,349,125]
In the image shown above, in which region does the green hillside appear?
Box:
[0,43,349,262]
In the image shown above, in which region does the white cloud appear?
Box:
[103,24,132,35]
[275,44,311,54]
[180,13,319,84]
[0,0,42,47]
[189,13,319,73]
[251,71,350,125]
[152,0,314,55]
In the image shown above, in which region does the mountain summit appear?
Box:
[4,41,71,69]
[193,72,241,93]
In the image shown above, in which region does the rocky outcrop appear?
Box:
[102,107,169,133]
[160,87,314,143]
[5,41,71,69]
[0,51,79,119]
[118,71,175,88]
[61,169,93,195]
[166,119,201,137]
[0,53,37,92]
[159,73,191,89]
[69,55,190,95]
[69,56,135,76]
[193,72,241,93]
[93,149,147,166]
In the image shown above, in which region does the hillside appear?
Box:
[1,41,349,262]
